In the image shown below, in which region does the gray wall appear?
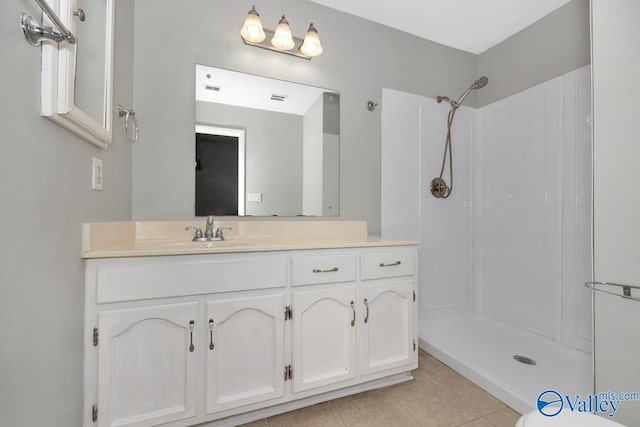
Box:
[478,0,590,106]
[0,0,134,425]
[132,0,590,232]
[131,0,479,233]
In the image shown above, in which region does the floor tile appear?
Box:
[485,407,521,427]
[240,352,519,427]
[333,390,420,427]
[458,418,494,427]
[390,378,481,427]
[268,403,345,427]
[266,402,332,423]
[238,418,268,426]
[432,370,506,416]
[416,352,457,379]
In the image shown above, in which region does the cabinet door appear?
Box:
[361,280,415,376]
[292,286,357,392]
[97,302,198,427]
[206,294,285,414]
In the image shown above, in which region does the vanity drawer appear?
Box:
[361,250,415,280]
[291,254,357,286]
[95,257,288,303]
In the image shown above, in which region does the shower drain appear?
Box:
[513,355,537,365]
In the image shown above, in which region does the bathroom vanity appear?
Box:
[82,221,418,427]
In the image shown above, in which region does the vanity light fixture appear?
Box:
[271,15,295,50]
[300,24,323,57]
[240,6,323,60]
[239,5,266,43]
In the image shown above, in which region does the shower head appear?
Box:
[471,76,489,90]
[435,76,489,109]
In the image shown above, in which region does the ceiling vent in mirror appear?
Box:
[270,94,287,102]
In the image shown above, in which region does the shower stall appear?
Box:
[381,65,592,414]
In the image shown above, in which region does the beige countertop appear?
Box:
[82,220,418,259]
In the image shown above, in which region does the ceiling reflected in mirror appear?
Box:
[195,65,340,217]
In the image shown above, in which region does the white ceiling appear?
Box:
[309,0,571,54]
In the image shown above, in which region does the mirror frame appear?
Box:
[41,0,114,149]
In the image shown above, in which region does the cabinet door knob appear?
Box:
[312,267,339,273]
[379,261,401,267]
[188,320,195,352]
[363,298,369,324]
[209,319,215,350]
[350,301,355,327]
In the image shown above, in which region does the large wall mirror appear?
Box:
[195,65,340,217]
[41,0,114,149]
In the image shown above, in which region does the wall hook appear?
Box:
[365,101,378,112]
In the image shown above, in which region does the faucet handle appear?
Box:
[213,226,232,240]
[185,226,206,241]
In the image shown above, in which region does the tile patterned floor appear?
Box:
[241,350,521,427]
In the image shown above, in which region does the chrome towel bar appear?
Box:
[585,281,640,302]
[20,0,77,46]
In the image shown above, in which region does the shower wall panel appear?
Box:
[420,106,474,317]
[476,78,563,340]
[560,66,592,353]
[382,68,592,351]
[382,89,474,318]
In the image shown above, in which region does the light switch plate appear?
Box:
[92,157,103,190]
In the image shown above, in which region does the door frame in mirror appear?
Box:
[195,125,246,216]
[41,0,114,149]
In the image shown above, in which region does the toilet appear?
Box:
[516,409,627,426]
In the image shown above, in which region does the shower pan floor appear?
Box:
[418,316,592,414]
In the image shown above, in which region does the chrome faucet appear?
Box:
[185,216,232,242]
[204,216,215,240]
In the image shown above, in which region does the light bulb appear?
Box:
[271,15,295,51]
[240,6,265,43]
[300,23,323,57]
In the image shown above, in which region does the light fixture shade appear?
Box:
[240,5,266,43]
[271,15,295,51]
[300,23,323,57]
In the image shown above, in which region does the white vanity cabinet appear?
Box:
[96,302,199,427]
[205,294,286,414]
[84,245,417,427]
[292,286,358,392]
[290,254,358,393]
[359,250,416,377]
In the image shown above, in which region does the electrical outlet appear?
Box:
[92,157,103,190]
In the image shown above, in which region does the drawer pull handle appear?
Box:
[312,267,339,273]
[364,298,369,324]
[379,261,401,267]
[350,301,355,327]
[209,319,215,350]
[188,320,195,352]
